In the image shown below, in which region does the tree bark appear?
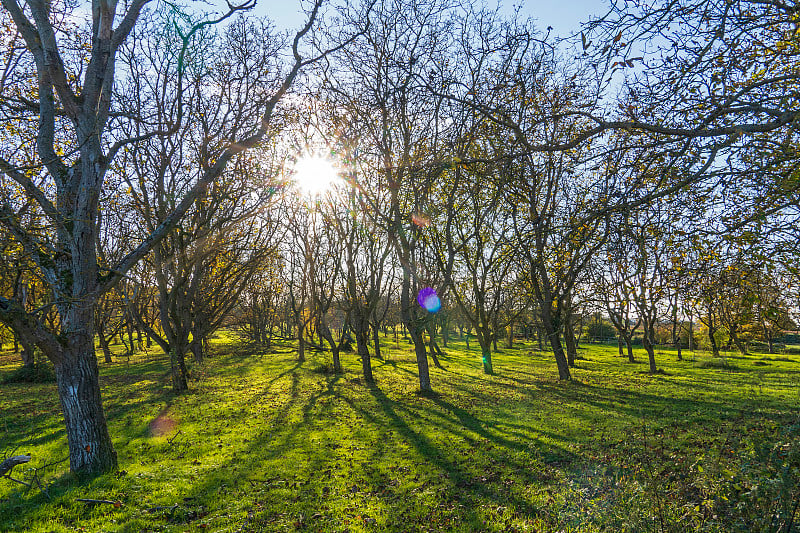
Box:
[372,322,382,360]
[642,323,658,373]
[401,268,431,391]
[355,325,374,383]
[53,331,117,477]
[564,316,578,367]
[541,309,570,380]
[19,338,35,367]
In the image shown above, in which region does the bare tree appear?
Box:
[0,0,329,476]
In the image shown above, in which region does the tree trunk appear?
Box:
[356,327,373,383]
[618,335,624,357]
[671,305,682,361]
[126,322,135,356]
[190,337,204,364]
[477,331,493,374]
[170,348,189,392]
[297,328,305,362]
[409,327,431,391]
[19,338,35,367]
[708,325,720,357]
[401,269,431,391]
[541,310,570,380]
[537,325,545,351]
[564,317,577,367]
[372,322,382,360]
[728,325,748,355]
[99,335,113,364]
[642,324,658,373]
[53,332,117,477]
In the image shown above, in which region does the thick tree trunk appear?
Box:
[477,332,493,374]
[618,335,624,356]
[170,348,189,392]
[54,331,117,477]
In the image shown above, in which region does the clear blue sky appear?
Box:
[253,0,609,37]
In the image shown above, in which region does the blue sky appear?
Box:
[253,0,609,37]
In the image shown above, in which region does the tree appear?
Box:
[321,0,462,391]
[0,0,328,476]
[432,161,516,374]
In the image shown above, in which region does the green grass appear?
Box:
[1,335,799,532]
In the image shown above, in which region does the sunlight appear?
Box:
[291,154,342,197]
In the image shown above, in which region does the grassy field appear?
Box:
[1,335,799,532]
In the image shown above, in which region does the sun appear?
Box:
[291,154,342,196]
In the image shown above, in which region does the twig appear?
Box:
[2,474,31,487]
[146,503,179,513]
[76,498,122,506]
[168,430,183,445]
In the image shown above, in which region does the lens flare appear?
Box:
[417,287,441,313]
[411,212,431,228]
[149,408,178,437]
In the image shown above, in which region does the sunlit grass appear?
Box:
[1,334,798,531]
